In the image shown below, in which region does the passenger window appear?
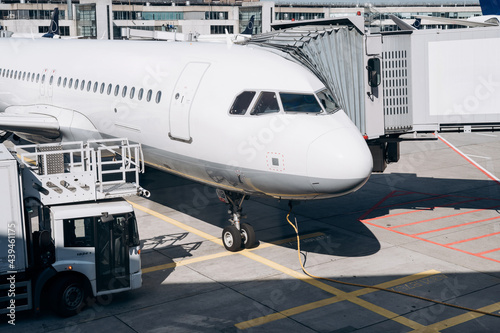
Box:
[49,75,54,85]
[23,72,26,80]
[156,91,162,104]
[63,77,67,87]
[87,81,92,92]
[146,89,152,102]
[122,86,127,98]
[130,87,135,99]
[74,79,79,90]
[230,91,256,115]
[107,84,112,95]
[68,78,73,88]
[100,83,105,94]
[93,82,98,93]
[41,74,45,84]
[251,92,280,115]
[63,218,94,247]
[280,93,322,113]
[57,77,62,86]
[114,85,120,96]
[138,88,144,101]
[80,80,85,90]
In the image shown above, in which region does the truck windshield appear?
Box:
[280,93,322,113]
[316,88,341,113]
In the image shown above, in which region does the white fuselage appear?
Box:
[0,38,373,200]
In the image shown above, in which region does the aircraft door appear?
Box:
[169,62,210,143]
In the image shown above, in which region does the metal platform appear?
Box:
[10,138,146,205]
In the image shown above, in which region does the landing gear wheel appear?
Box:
[222,225,242,252]
[51,276,87,317]
[240,223,256,249]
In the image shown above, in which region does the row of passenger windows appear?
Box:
[0,67,162,104]
[229,89,340,115]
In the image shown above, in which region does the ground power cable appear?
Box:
[285,209,500,320]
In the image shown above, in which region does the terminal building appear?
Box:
[0,0,483,39]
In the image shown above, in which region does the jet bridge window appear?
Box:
[230,91,256,115]
[316,89,341,113]
[63,217,95,247]
[251,92,280,115]
[280,93,322,113]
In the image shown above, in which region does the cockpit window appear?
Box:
[280,93,322,113]
[251,92,280,115]
[230,91,256,115]
[316,89,341,113]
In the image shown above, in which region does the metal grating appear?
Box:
[383,49,412,132]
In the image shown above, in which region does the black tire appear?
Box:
[222,226,242,252]
[240,223,256,249]
[51,276,87,317]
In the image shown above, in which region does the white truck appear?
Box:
[0,138,147,318]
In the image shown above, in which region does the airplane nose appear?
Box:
[307,128,373,196]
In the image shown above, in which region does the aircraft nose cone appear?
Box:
[307,128,373,196]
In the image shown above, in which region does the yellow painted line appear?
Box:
[236,269,440,330]
[410,301,500,333]
[142,232,325,274]
[142,251,234,274]
[129,201,223,246]
[131,200,425,331]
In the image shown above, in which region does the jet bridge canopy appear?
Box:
[247,18,369,136]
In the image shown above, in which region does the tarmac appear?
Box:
[3,131,500,332]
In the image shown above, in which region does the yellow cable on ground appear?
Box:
[286,210,500,320]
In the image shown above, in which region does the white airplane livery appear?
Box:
[0,38,373,251]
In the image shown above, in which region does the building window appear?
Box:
[205,11,228,20]
[210,25,234,34]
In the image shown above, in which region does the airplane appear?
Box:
[9,8,63,39]
[390,0,500,31]
[0,38,373,252]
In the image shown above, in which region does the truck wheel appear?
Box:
[51,276,87,317]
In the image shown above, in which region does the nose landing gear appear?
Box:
[217,189,256,252]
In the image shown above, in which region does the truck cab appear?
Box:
[1,139,146,317]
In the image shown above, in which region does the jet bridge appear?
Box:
[246,17,500,171]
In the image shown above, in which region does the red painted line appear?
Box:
[438,135,500,186]
[358,190,397,221]
[477,247,500,256]
[361,219,500,263]
[446,231,500,246]
[367,198,480,226]
[389,204,500,229]
[412,216,500,236]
